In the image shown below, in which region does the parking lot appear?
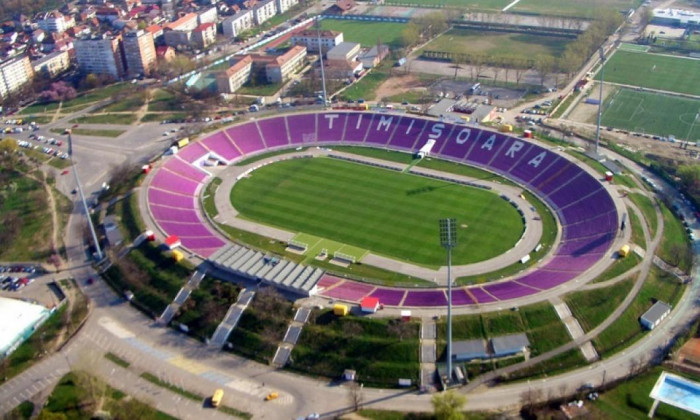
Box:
[0,264,67,308]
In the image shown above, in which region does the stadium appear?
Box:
[141,111,623,307]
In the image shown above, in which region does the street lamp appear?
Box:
[439,218,457,386]
[594,47,606,156]
[68,132,103,261]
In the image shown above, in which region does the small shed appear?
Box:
[145,230,156,242]
[640,301,672,330]
[400,310,412,322]
[333,304,349,316]
[164,235,181,250]
[619,244,630,258]
[360,297,380,313]
[343,369,356,381]
[452,339,488,361]
[491,333,530,357]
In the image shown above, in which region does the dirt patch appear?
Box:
[374,73,426,100]
[567,82,617,123]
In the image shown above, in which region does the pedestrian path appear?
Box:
[209,288,256,348]
[552,299,599,362]
[158,268,206,326]
[272,306,311,367]
[420,317,437,389]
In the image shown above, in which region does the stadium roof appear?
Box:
[491,333,530,357]
[0,297,50,356]
[452,339,488,360]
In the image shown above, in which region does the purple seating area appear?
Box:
[488,137,525,174]
[148,189,196,209]
[180,236,225,250]
[557,233,614,256]
[483,281,539,300]
[564,211,618,240]
[149,204,202,223]
[536,164,581,195]
[287,114,318,145]
[560,200,616,227]
[508,147,560,185]
[403,290,447,307]
[258,117,290,148]
[369,288,406,306]
[365,113,397,146]
[468,287,498,303]
[324,281,375,302]
[150,170,200,196]
[317,113,346,143]
[227,123,265,154]
[464,132,508,167]
[450,288,476,305]
[177,142,209,163]
[163,158,208,183]
[516,270,577,290]
[201,132,241,162]
[158,222,216,238]
[343,113,373,143]
[438,126,479,160]
[387,116,426,150]
[317,274,342,289]
[543,253,605,271]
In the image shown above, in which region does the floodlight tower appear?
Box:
[594,47,606,156]
[439,218,457,386]
[316,17,328,109]
[68,132,104,261]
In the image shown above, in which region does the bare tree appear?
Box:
[348,381,364,412]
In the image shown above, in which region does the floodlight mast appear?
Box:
[68,132,104,261]
[316,17,328,109]
[595,47,606,156]
[439,218,457,387]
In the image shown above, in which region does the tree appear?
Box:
[534,55,555,87]
[400,22,420,48]
[348,381,364,412]
[431,390,466,420]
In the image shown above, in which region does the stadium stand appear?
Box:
[144,112,619,306]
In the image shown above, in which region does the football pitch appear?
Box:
[230,157,524,267]
[601,88,700,141]
[598,50,700,96]
[319,20,406,48]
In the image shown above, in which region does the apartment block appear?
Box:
[74,34,126,79]
[123,30,157,77]
[0,56,34,99]
[216,55,253,93]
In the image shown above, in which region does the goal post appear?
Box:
[287,240,308,252]
[333,251,356,264]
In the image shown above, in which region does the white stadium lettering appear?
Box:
[324,114,339,129]
[528,151,547,168]
[377,115,393,131]
[429,123,445,139]
[405,119,415,134]
[481,134,496,151]
[505,140,524,158]
[455,128,472,145]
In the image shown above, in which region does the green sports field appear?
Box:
[319,20,406,48]
[230,157,524,267]
[601,88,700,141]
[384,0,510,10]
[599,50,700,96]
[511,0,642,17]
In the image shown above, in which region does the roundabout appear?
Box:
[142,111,626,308]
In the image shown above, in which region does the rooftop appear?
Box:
[641,301,672,324]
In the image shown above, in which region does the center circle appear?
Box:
[229,156,525,267]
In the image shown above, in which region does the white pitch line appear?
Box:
[502,0,523,12]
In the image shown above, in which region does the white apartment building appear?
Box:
[74,35,126,79]
[275,0,299,14]
[0,56,34,99]
[222,10,254,38]
[253,0,278,26]
[291,30,343,53]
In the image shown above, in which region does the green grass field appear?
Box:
[511,0,642,17]
[628,193,658,238]
[319,20,406,48]
[291,232,368,263]
[657,201,693,272]
[230,157,524,267]
[601,88,700,141]
[422,29,570,64]
[600,50,700,96]
[384,0,510,11]
[565,277,635,332]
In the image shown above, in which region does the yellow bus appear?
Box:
[211,388,224,408]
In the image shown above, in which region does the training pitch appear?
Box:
[230,157,524,267]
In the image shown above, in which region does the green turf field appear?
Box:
[231,157,524,267]
[291,232,368,263]
[421,29,570,65]
[319,20,406,48]
[599,50,700,96]
[511,0,642,17]
[384,0,510,10]
[618,43,649,52]
[600,88,700,141]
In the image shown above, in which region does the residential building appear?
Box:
[315,59,362,79]
[38,11,75,33]
[452,339,489,362]
[358,44,389,68]
[640,301,672,330]
[32,50,71,77]
[652,8,700,27]
[326,42,360,63]
[74,34,126,79]
[163,29,191,47]
[325,0,356,15]
[192,23,216,49]
[275,0,299,14]
[291,30,343,53]
[491,334,530,357]
[156,45,176,62]
[164,13,199,32]
[0,55,34,99]
[145,24,163,41]
[198,7,218,25]
[266,45,306,83]
[122,30,157,77]
[252,0,277,25]
[216,55,253,93]
[222,10,253,38]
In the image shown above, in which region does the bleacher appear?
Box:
[209,244,321,296]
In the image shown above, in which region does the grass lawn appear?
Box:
[0,170,52,261]
[71,113,137,125]
[565,277,635,333]
[628,207,644,246]
[385,0,510,10]
[600,50,700,96]
[230,157,524,267]
[24,115,53,124]
[590,366,700,419]
[68,128,126,137]
[657,201,693,272]
[421,28,570,64]
[628,193,658,238]
[593,267,684,356]
[290,310,420,387]
[173,276,241,341]
[320,20,406,48]
[600,88,700,141]
[512,0,643,17]
[202,177,222,217]
[592,254,641,284]
[19,102,59,115]
[140,112,187,123]
[42,372,177,420]
[101,94,146,113]
[341,66,390,101]
[147,89,181,112]
[236,82,283,96]
[508,348,588,381]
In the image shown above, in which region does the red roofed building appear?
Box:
[192,22,216,49]
[360,297,380,313]
[265,45,306,83]
[156,45,175,62]
[216,55,253,93]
